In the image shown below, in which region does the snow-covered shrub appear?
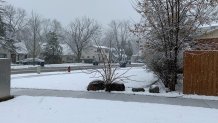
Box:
[105,82,125,92]
[149,85,160,93]
[87,80,105,91]
[143,50,170,86]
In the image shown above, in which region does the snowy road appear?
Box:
[11,63,143,74]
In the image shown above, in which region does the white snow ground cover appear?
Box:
[11,67,218,100]
[0,96,218,123]
[11,67,156,91]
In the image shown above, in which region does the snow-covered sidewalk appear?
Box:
[0,96,218,123]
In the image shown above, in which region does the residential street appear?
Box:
[11,64,143,74]
[11,88,218,109]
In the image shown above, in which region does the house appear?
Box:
[0,42,28,63]
[11,42,28,63]
[81,45,109,63]
[193,27,218,50]
[1,41,76,63]
[81,45,121,63]
[60,44,75,63]
[0,45,10,59]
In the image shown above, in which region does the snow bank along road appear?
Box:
[11,63,143,74]
[11,88,218,109]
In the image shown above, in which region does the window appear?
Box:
[97,48,101,52]
[0,53,7,58]
[87,56,90,58]
[105,49,109,53]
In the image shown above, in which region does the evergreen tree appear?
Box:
[43,31,62,64]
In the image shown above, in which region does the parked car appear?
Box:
[127,60,131,65]
[119,61,127,67]
[136,59,144,63]
[93,60,99,66]
[17,58,45,66]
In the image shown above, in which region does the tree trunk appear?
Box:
[76,51,82,62]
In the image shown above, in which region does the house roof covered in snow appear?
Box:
[92,45,109,49]
[196,25,218,39]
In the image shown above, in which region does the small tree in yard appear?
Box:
[86,42,132,92]
[43,31,62,64]
[133,0,218,91]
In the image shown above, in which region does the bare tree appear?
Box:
[42,19,63,36]
[41,19,64,44]
[104,20,133,62]
[65,17,101,62]
[24,12,42,65]
[2,5,27,51]
[133,0,218,91]
[0,1,5,42]
[86,41,132,92]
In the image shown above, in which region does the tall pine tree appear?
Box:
[43,31,62,64]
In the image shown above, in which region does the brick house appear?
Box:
[194,28,218,50]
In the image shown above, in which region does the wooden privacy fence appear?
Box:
[183,51,218,96]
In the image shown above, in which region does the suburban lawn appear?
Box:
[11,67,156,91]
[11,67,218,100]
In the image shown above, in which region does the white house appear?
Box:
[0,42,28,63]
[81,45,126,63]
[11,42,28,63]
[60,44,75,63]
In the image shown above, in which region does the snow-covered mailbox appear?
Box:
[0,58,10,100]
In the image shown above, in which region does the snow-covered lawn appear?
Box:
[0,96,218,123]
[11,67,218,100]
[11,67,156,91]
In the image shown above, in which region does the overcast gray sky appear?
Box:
[6,0,140,26]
